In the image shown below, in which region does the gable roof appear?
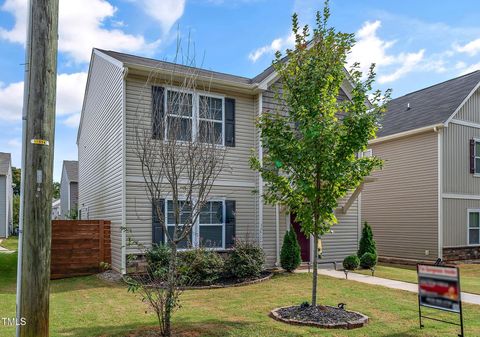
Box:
[63,160,78,183]
[378,70,480,138]
[0,152,11,176]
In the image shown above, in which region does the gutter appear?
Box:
[369,123,446,145]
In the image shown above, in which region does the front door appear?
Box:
[291,214,310,262]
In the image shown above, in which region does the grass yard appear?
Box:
[1,253,480,337]
[0,235,18,251]
[356,263,480,294]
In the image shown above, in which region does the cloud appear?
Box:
[0,0,165,63]
[454,38,480,56]
[349,20,425,84]
[248,32,295,62]
[457,62,480,75]
[62,113,81,127]
[137,0,186,33]
[0,72,87,126]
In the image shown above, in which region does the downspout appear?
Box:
[258,93,263,247]
[17,1,32,335]
[275,203,280,266]
[121,66,128,274]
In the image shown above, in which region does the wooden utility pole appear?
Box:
[18,0,59,336]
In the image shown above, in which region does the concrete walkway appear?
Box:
[0,239,15,254]
[297,268,480,306]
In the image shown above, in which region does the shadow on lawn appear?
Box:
[56,320,247,337]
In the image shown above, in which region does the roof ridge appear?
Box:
[391,70,480,101]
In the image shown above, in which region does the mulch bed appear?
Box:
[270,305,369,329]
[123,271,273,290]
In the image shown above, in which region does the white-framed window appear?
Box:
[468,209,480,245]
[163,88,225,145]
[357,149,373,158]
[474,140,480,174]
[164,199,226,249]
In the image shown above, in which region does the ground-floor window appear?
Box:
[468,209,480,245]
[165,199,225,249]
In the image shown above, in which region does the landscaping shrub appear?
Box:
[225,239,265,279]
[358,222,377,258]
[280,229,301,272]
[360,252,378,269]
[343,255,360,270]
[145,244,171,278]
[178,248,224,285]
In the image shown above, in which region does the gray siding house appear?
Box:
[78,49,365,273]
[60,160,78,219]
[362,70,480,262]
[0,153,13,238]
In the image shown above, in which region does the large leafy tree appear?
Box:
[251,3,390,306]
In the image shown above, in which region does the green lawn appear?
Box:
[1,253,480,337]
[356,263,480,294]
[0,236,18,251]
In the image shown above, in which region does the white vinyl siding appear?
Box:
[78,52,125,272]
[0,176,6,237]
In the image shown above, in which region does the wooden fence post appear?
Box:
[99,220,105,270]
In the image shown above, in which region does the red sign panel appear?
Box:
[417,264,461,313]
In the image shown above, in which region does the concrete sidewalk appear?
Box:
[0,239,15,254]
[297,268,480,306]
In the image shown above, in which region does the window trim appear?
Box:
[163,198,226,250]
[474,138,480,177]
[162,86,225,146]
[467,208,480,246]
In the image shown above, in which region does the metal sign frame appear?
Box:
[417,261,464,337]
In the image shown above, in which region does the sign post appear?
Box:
[417,263,464,337]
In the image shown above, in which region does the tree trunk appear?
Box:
[311,233,318,306]
[163,244,178,337]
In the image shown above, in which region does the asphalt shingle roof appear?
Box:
[63,160,78,182]
[379,70,480,137]
[0,152,11,176]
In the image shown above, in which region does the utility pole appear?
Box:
[17,0,59,336]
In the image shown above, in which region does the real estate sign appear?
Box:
[417,264,461,313]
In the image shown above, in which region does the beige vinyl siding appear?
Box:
[362,131,439,260]
[78,53,125,272]
[443,199,480,247]
[262,203,287,267]
[321,198,360,262]
[443,123,480,194]
[454,89,480,123]
[70,182,78,211]
[125,181,258,252]
[59,167,69,218]
[0,176,6,237]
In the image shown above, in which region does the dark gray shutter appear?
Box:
[470,139,476,174]
[152,86,165,139]
[225,98,235,147]
[152,199,165,244]
[225,200,236,248]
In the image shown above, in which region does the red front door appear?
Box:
[291,214,310,262]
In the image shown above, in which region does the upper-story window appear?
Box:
[199,96,224,145]
[166,90,193,141]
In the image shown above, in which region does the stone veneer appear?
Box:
[443,246,480,261]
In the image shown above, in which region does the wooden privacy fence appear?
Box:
[51,220,111,279]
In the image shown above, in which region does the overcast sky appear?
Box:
[1,0,480,180]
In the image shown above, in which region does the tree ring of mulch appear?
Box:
[270,305,369,329]
[123,271,273,290]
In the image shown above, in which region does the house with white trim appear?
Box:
[60,160,78,219]
[362,70,480,262]
[0,152,13,238]
[77,49,367,273]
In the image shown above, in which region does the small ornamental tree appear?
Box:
[250,1,390,306]
[280,230,301,272]
[358,221,377,258]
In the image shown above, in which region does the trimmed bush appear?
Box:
[360,252,378,269]
[225,240,265,279]
[146,244,171,278]
[178,248,224,285]
[280,229,301,272]
[343,255,360,270]
[358,222,377,258]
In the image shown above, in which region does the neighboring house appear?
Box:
[51,199,61,220]
[78,49,365,273]
[362,70,480,262]
[60,160,78,219]
[0,153,13,238]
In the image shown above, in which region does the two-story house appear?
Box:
[362,70,480,263]
[0,152,13,238]
[78,49,365,273]
[60,160,78,219]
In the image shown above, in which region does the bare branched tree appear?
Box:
[128,39,226,337]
